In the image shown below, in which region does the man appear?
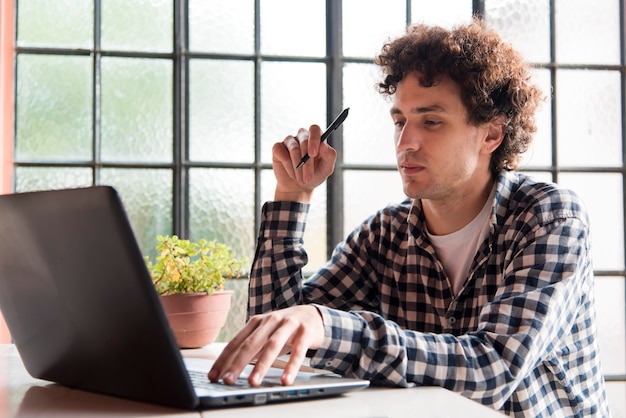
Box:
[209,20,610,417]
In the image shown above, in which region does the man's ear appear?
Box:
[483,115,506,154]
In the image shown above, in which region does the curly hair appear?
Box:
[374,20,545,175]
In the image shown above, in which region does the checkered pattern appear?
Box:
[248,170,610,417]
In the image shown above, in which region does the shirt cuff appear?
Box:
[309,305,362,375]
[260,201,310,239]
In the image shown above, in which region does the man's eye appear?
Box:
[393,120,406,128]
[425,120,441,126]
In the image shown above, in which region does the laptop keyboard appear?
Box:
[188,370,279,391]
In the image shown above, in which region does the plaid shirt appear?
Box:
[248,170,610,417]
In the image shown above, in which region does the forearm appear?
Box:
[308,219,593,410]
[309,289,570,410]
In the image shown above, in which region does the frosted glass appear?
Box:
[344,170,406,237]
[101,0,172,52]
[411,0,473,28]
[189,0,254,54]
[189,60,254,163]
[100,57,173,163]
[260,169,327,272]
[100,168,173,259]
[555,0,620,65]
[594,277,626,375]
[343,0,406,58]
[343,63,396,166]
[260,62,326,164]
[556,70,621,167]
[519,69,552,168]
[260,0,325,56]
[485,0,550,64]
[188,169,255,262]
[14,167,92,192]
[558,173,624,271]
[16,55,92,161]
[16,0,93,48]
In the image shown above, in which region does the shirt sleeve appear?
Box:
[248,200,387,317]
[309,213,595,410]
[247,201,310,316]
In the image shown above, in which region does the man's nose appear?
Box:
[396,124,420,152]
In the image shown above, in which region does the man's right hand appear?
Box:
[272,125,337,203]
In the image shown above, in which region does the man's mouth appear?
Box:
[399,160,424,176]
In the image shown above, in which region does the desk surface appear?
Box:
[0,344,504,418]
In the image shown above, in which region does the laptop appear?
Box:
[0,186,369,410]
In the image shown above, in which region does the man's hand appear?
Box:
[272,125,337,203]
[208,305,325,387]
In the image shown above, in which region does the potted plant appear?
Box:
[145,235,247,349]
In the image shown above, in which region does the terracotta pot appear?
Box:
[160,290,233,349]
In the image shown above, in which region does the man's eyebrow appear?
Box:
[390,105,447,116]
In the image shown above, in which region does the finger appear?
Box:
[282,132,307,178]
[246,316,299,386]
[305,125,322,159]
[209,313,284,384]
[301,125,321,182]
[280,329,309,386]
[208,319,260,382]
[272,140,296,180]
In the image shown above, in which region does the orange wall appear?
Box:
[0,0,13,343]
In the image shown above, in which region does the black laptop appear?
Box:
[0,186,369,409]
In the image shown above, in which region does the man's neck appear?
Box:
[422,177,495,236]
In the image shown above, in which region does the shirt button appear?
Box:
[447,316,457,326]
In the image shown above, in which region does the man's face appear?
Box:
[390,72,492,203]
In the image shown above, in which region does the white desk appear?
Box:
[0,344,504,417]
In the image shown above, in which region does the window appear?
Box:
[3,0,625,413]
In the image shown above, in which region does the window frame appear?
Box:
[1,0,624,386]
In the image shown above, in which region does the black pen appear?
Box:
[296,108,350,170]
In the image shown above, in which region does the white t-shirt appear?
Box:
[426,185,495,296]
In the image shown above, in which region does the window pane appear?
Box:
[260,0,325,57]
[343,0,406,58]
[100,168,173,260]
[558,173,624,271]
[16,55,93,161]
[606,382,626,418]
[485,0,550,64]
[260,62,326,164]
[555,0,620,65]
[101,0,172,52]
[519,69,552,169]
[189,0,254,54]
[14,167,92,192]
[556,70,621,167]
[189,60,255,163]
[411,0,473,28]
[16,0,93,48]
[344,170,406,237]
[189,168,255,262]
[594,277,626,376]
[343,63,396,166]
[100,57,173,163]
[261,169,327,272]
